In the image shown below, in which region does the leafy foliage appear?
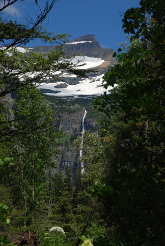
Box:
[96,0,165,245]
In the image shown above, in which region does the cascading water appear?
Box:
[80,109,87,175]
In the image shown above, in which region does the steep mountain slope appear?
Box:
[36,35,114,174]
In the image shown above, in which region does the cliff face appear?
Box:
[46,96,98,178]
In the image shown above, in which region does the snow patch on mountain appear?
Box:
[71,56,104,69]
[38,56,111,97]
[39,74,110,97]
[65,41,93,45]
[15,47,30,53]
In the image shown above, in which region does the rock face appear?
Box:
[47,96,98,180]
[63,34,113,60]
[32,34,113,61]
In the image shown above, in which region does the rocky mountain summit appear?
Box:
[33,34,113,61]
[63,34,113,60]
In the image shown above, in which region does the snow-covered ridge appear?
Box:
[65,41,93,45]
[71,56,104,70]
[38,56,108,97]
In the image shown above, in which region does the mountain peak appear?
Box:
[32,34,113,61]
[74,34,96,42]
[63,34,113,61]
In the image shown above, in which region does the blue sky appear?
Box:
[2,0,140,50]
[45,0,140,50]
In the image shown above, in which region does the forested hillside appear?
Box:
[0,0,164,246]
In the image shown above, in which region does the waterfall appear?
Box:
[80,109,87,175]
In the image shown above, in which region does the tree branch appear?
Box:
[0,0,19,12]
